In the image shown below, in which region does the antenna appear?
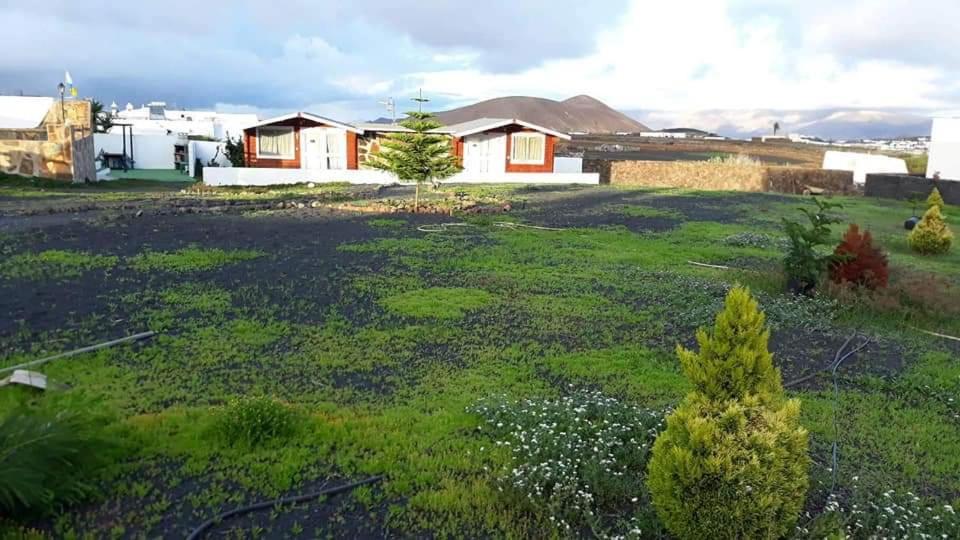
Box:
[411,88,429,113]
[378,97,396,124]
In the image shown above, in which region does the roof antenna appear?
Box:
[411,88,429,113]
[378,97,396,124]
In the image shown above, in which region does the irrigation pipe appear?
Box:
[911,326,960,343]
[185,475,384,540]
[0,331,156,376]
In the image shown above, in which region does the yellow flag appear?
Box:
[70,87,78,97]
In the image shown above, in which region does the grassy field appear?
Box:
[1,184,957,538]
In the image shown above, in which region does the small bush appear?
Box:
[908,206,953,255]
[927,186,945,211]
[646,286,809,540]
[469,391,666,537]
[0,408,115,516]
[210,396,299,448]
[829,224,888,289]
[782,198,843,293]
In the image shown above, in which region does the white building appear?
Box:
[109,101,257,141]
[823,151,908,185]
[927,118,960,180]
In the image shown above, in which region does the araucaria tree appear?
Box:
[364,111,461,211]
[646,286,809,540]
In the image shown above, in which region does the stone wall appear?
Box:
[606,160,767,191]
[864,174,960,205]
[357,134,386,167]
[586,158,854,194]
[765,166,855,195]
[0,100,94,182]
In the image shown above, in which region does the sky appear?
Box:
[1,0,958,136]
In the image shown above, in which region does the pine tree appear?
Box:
[927,186,945,212]
[908,205,953,255]
[829,223,889,289]
[647,286,809,540]
[364,112,461,211]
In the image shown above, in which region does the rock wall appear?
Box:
[0,100,94,182]
[357,134,387,167]
[865,174,960,205]
[585,158,854,194]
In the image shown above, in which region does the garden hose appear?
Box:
[184,475,384,540]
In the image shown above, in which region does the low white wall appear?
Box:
[927,118,960,180]
[94,133,180,170]
[188,140,230,177]
[203,167,600,187]
[822,150,908,185]
[554,156,583,173]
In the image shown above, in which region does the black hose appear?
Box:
[185,475,384,540]
[783,333,870,388]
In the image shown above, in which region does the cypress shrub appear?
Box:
[646,286,810,540]
[927,187,945,211]
[829,224,889,289]
[908,206,953,255]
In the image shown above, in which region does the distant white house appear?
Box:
[109,101,257,141]
[927,118,960,180]
[638,131,687,139]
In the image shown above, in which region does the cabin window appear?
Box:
[257,126,295,159]
[510,132,546,165]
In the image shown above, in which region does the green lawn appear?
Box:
[1,186,957,538]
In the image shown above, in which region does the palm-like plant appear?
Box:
[0,408,112,515]
[90,100,113,133]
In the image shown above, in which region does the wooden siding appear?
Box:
[504,127,555,173]
[243,117,359,169]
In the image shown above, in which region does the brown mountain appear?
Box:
[434,95,649,134]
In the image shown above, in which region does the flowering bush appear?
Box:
[469,390,666,537]
[647,287,810,540]
[908,205,953,255]
[798,487,959,539]
[829,224,889,289]
[723,232,790,251]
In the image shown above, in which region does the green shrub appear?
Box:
[781,198,843,294]
[926,186,945,211]
[0,250,118,280]
[0,408,114,516]
[908,205,953,255]
[646,286,809,540]
[210,396,299,448]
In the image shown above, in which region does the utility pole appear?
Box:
[411,88,429,113]
[379,97,396,124]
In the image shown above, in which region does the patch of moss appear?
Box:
[0,249,118,280]
[381,287,494,319]
[129,247,263,272]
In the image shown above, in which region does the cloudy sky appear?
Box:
[1,0,957,135]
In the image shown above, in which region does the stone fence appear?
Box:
[864,174,960,205]
[583,158,855,195]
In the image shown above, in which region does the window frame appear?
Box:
[509,132,546,165]
[256,126,296,160]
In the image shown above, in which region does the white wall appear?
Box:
[188,140,230,177]
[822,150,908,185]
[94,133,180,169]
[554,157,583,173]
[203,167,600,187]
[927,118,960,180]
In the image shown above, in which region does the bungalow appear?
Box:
[243,113,571,175]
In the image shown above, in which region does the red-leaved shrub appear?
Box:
[829,224,889,289]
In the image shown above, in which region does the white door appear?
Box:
[302,127,347,170]
[463,133,506,175]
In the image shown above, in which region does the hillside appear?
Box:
[434,95,648,134]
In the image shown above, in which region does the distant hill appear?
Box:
[434,95,649,134]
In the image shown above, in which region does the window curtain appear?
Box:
[259,128,294,157]
[513,134,544,163]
